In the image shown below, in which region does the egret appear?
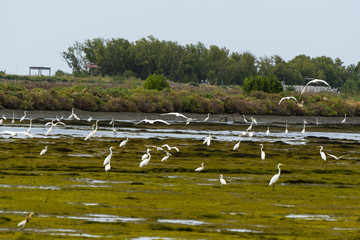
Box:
[269,163,284,190]
[0,119,3,124]
[233,140,241,150]
[278,96,298,105]
[203,133,212,146]
[246,122,253,132]
[265,127,270,136]
[103,146,114,166]
[119,136,129,148]
[301,119,306,134]
[247,131,254,138]
[316,118,319,125]
[341,114,347,124]
[250,117,257,125]
[46,120,65,136]
[195,163,204,172]
[325,153,349,160]
[319,146,326,161]
[141,148,151,161]
[87,116,92,122]
[11,113,15,124]
[140,150,151,168]
[135,118,170,125]
[85,120,99,141]
[109,118,114,125]
[20,111,27,122]
[161,144,179,152]
[17,212,34,228]
[26,119,33,134]
[203,113,210,122]
[112,121,117,134]
[243,114,248,123]
[2,114,6,120]
[220,174,226,186]
[260,144,266,160]
[161,112,196,125]
[285,123,288,135]
[68,108,80,120]
[40,146,48,155]
[301,79,332,94]
[105,161,111,181]
[161,151,172,162]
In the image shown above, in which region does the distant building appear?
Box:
[281,81,338,93]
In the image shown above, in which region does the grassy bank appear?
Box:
[0,74,359,116]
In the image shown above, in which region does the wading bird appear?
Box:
[266,127,270,136]
[11,113,15,124]
[246,122,253,132]
[161,151,172,162]
[233,139,241,150]
[109,118,114,125]
[278,96,299,105]
[141,148,151,161]
[220,174,226,186]
[341,114,347,124]
[2,114,6,120]
[103,146,114,166]
[26,119,33,134]
[85,120,99,141]
[301,79,332,94]
[17,212,34,228]
[269,163,284,190]
[319,146,326,161]
[301,119,307,134]
[140,150,151,168]
[203,113,210,122]
[68,108,80,120]
[251,117,257,125]
[285,123,288,135]
[20,111,27,122]
[40,146,48,155]
[87,116,92,122]
[195,163,204,172]
[203,133,212,146]
[119,135,129,148]
[243,114,248,123]
[260,144,266,160]
[112,121,117,134]
[0,119,3,124]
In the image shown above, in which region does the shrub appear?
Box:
[143,74,169,91]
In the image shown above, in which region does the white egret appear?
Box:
[85,120,99,141]
[233,140,241,150]
[325,153,349,160]
[46,120,65,136]
[87,116,92,122]
[203,133,212,146]
[161,112,196,125]
[0,130,17,137]
[17,212,34,228]
[301,79,332,94]
[20,111,27,122]
[103,146,114,166]
[285,123,288,135]
[260,144,266,160]
[247,131,254,137]
[203,113,210,122]
[266,127,270,136]
[243,114,248,123]
[109,118,114,125]
[40,146,48,155]
[0,119,3,124]
[11,113,15,124]
[246,122,253,132]
[112,121,117,134]
[278,96,299,105]
[301,119,306,134]
[195,163,204,172]
[141,148,151,161]
[341,114,347,124]
[316,118,319,125]
[161,151,172,162]
[161,144,179,152]
[119,136,129,148]
[251,117,257,125]
[140,150,151,168]
[2,114,6,120]
[26,119,33,134]
[269,163,284,190]
[68,108,80,120]
[105,161,111,181]
[319,146,326,161]
[220,174,226,186]
[135,118,170,125]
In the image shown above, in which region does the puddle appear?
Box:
[286,214,337,221]
[274,204,295,208]
[56,213,144,223]
[157,219,206,225]
[131,238,178,240]
[71,184,109,188]
[333,227,360,231]
[0,184,60,190]
[226,228,262,233]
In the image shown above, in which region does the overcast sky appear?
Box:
[1,0,359,75]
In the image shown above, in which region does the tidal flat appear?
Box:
[0,113,360,239]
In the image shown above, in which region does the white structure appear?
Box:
[281,81,338,93]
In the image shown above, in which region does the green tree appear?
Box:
[243,75,283,93]
[143,74,170,91]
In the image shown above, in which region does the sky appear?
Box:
[1,0,359,75]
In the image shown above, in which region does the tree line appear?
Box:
[62,36,360,91]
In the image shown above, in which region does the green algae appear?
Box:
[0,124,359,239]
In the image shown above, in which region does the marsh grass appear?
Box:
[0,124,359,239]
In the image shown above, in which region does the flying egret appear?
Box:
[260,144,266,160]
[319,146,326,161]
[161,112,196,125]
[301,79,332,94]
[265,127,270,136]
[161,144,179,152]
[68,108,80,120]
[17,212,34,228]
[203,113,210,122]
[119,136,129,148]
[233,139,241,150]
[135,118,170,125]
[20,111,27,122]
[195,163,204,172]
[220,174,226,186]
[269,163,284,190]
[203,133,212,146]
[341,114,347,124]
[250,117,257,125]
[325,153,349,160]
[278,96,299,105]
[46,120,65,136]
[40,146,48,155]
[103,146,114,166]
[85,120,99,141]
